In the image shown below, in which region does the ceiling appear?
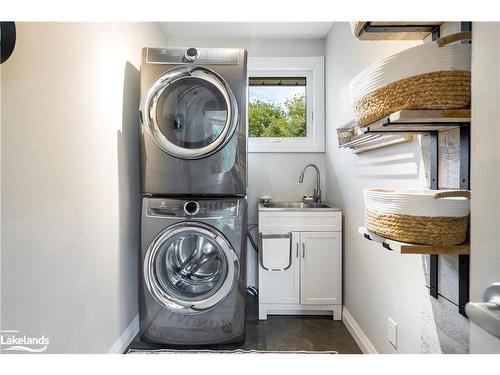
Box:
[160,22,333,40]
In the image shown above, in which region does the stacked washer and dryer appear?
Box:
[139,47,248,345]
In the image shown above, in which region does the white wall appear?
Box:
[166,36,327,287]
[469,22,500,354]
[325,23,427,353]
[1,22,167,353]
[325,22,473,354]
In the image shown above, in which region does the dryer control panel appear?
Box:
[146,198,239,219]
[146,47,240,65]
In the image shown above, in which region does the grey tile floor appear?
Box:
[127,294,362,354]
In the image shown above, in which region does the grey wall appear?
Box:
[1,22,167,353]
[166,36,327,287]
[325,22,470,353]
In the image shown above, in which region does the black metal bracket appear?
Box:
[363,232,394,251]
[364,23,438,34]
[428,26,442,303]
[458,124,471,316]
[383,120,465,127]
[0,22,16,64]
[432,26,441,41]
[429,131,439,299]
[461,21,472,34]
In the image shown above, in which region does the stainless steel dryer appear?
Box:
[140,47,247,197]
[139,197,247,345]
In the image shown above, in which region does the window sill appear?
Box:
[248,137,325,153]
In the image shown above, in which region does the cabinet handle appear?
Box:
[302,243,306,258]
[259,232,293,271]
[296,243,299,257]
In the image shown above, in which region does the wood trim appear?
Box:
[437,31,472,47]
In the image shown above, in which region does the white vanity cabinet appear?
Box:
[258,204,342,320]
[300,232,341,306]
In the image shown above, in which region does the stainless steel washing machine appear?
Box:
[139,47,247,197]
[139,197,247,345]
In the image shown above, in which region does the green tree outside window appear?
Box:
[248,94,306,137]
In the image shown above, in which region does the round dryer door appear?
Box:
[141,65,238,160]
[144,222,239,313]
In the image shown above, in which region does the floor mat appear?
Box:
[127,348,338,354]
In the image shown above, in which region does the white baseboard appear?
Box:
[342,307,378,354]
[108,315,139,354]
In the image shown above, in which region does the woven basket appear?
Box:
[354,70,470,126]
[337,129,353,145]
[349,41,471,127]
[350,22,367,37]
[363,189,471,246]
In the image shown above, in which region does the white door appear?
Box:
[258,232,300,304]
[300,232,341,305]
[468,22,500,353]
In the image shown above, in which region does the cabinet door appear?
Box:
[258,232,300,304]
[300,232,341,305]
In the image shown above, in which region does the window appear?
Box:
[247,57,324,152]
[249,77,306,138]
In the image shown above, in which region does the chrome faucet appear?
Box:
[299,163,321,203]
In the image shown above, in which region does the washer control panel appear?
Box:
[147,198,239,218]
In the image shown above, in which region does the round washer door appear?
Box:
[144,222,239,313]
[141,65,238,160]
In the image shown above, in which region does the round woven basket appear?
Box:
[363,189,470,246]
[350,22,367,37]
[353,70,470,126]
[365,209,468,246]
[349,41,471,127]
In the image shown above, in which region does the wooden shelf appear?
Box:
[357,22,442,41]
[339,109,470,151]
[359,109,471,134]
[358,227,470,255]
[351,135,413,154]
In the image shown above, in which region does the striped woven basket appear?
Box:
[349,40,471,127]
[363,189,471,246]
[350,22,367,38]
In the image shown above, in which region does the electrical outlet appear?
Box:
[388,317,398,349]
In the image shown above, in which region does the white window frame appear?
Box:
[247,56,325,153]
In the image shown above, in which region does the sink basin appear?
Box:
[259,201,341,211]
[259,201,342,232]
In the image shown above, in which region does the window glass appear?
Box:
[155,232,228,302]
[248,77,306,138]
[156,77,228,148]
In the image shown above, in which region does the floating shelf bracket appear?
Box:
[357,22,443,41]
